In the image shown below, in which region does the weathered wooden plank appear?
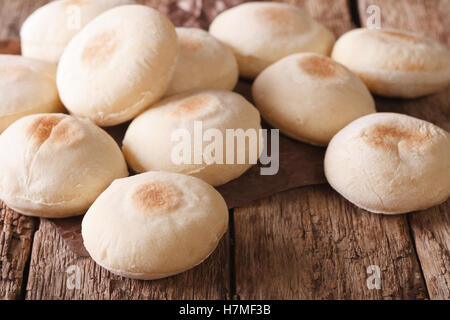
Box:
[409,203,450,301]
[358,0,450,300]
[26,218,230,300]
[0,202,37,300]
[233,0,428,300]
[234,186,427,299]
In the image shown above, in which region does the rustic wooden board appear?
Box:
[358,0,450,300]
[0,202,37,300]
[233,0,431,300]
[26,218,230,300]
[409,203,450,300]
[234,186,427,299]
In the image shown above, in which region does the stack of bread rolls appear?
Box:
[0,1,448,280]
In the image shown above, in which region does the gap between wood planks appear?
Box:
[406,218,429,298]
[348,0,362,27]
[17,219,40,300]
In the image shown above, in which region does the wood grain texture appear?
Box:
[0,202,37,300]
[26,219,230,300]
[358,0,450,300]
[409,203,450,300]
[234,186,427,299]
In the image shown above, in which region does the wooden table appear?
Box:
[0,0,449,300]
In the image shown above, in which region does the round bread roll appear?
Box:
[57,5,178,126]
[252,53,376,146]
[20,0,134,63]
[325,113,450,214]
[332,28,450,98]
[165,27,239,97]
[209,2,335,79]
[122,90,262,186]
[0,113,128,218]
[82,171,229,280]
[0,55,63,133]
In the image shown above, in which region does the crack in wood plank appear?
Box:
[0,201,37,300]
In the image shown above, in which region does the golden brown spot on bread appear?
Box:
[28,116,62,144]
[81,31,117,66]
[171,94,212,116]
[260,7,297,28]
[132,182,179,212]
[47,120,84,145]
[298,55,340,78]
[28,116,83,146]
[364,124,432,150]
[179,36,203,50]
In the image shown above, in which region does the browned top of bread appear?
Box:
[298,55,341,78]
[81,31,118,66]
[363,123,433,150]
[132,181,179,213]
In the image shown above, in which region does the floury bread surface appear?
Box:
[332,28,450,98]
[57,5,178,126]
[209,2,335,79]
[82,171,229,280]
[20,0,135,63]
[252,53,376,146]
[0,114,128,218]
[122,90,262,186]
[165,28,239,96]
[0,55,63,133]
[325,113,450,214]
